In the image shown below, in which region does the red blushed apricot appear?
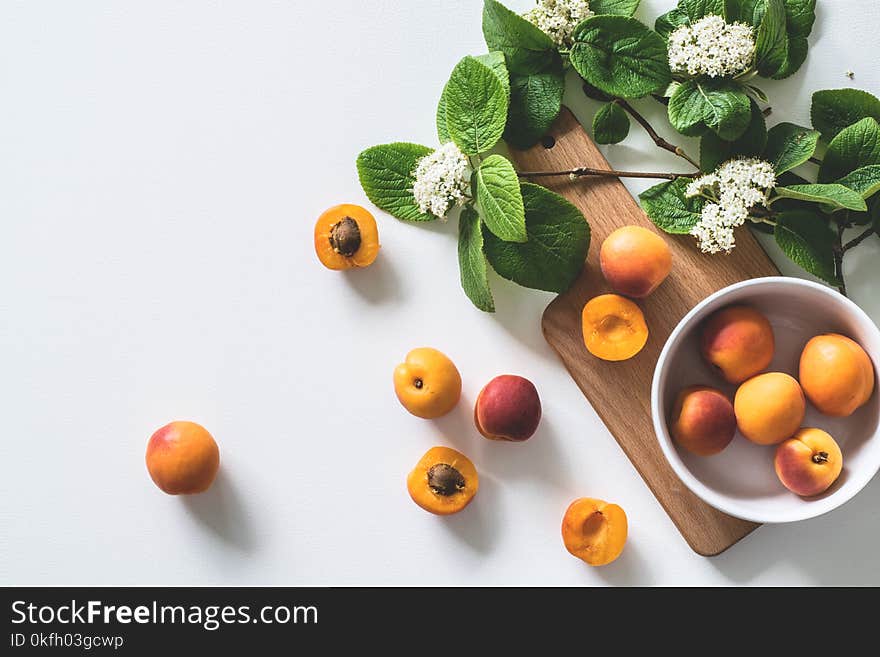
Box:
[314,204,379,270]
[599,226,672,298]
[474,375,542,442]
[701,305,775,384]
[670,386,736,456]
[407,446,478,515]
[775,428,843,497]
[734,373,805,445]
[799,334,875,417]
[561,498,627,566]
[145,421,219,495]
[582,294,649,362]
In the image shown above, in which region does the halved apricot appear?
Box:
[561,498,627,566]
[407,446,478,515]
[314,204,379,270]
[582,294,649,361]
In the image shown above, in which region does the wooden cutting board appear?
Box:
[509,108,779,556]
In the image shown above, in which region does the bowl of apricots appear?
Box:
[652,277,880,523]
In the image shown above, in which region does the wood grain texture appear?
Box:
[509,108,779,556]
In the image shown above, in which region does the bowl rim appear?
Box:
[651,276,880,524]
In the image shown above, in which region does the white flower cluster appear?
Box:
[668,15,756,78]
[686,158,777,254]
[412,142,471,219]
[524,0,594,49]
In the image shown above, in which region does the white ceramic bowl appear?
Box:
[652,277,880,523]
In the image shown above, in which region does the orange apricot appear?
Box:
[393,348,462,419]
[561,498,628,566]
[701,305,775,384]
[734,372,805,445]
[799,334,875,417]
[145,421,220,495]
[314,204,379,270]
[407,446,478,515]
[582,294,649,361]
[600,226,672,298]
[775,428,843,497]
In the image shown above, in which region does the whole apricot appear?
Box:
[775,428,843,497]
[407,446,478,515]
[582,294,649,361]
[314,204,379,270]
[799,334,875,417]
[670,386,736,456]
[701,305,775,384]
[145,421,220,495]
[561,498,628,567]
[599,226,672,298]
[474,375,541,442]
[734,372,805,445]
[393,348,462,419]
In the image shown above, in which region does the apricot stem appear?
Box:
[519,167,697,181]
[413,378,423,390]
[615,98,701,170]
[812,451,830,464]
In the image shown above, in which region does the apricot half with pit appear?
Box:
[775,428,843,497]
[701,305,775,384]
[474,375,542,442]
[561,498,628,567]
[734,372,805,445]
[599,225,672,298]
[407,446,478,515]
[799,333,875,417]
[582,294,649,361]
[145,421,220,495]
[314,204,379,270]
[393,348,462,419]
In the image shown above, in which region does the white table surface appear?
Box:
[2,0,879,586]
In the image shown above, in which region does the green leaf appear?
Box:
[811,89,880,141]
[504,66,565,149]
[439,51,510,144]
[590,0,642,16]
[356,143,434,222]
[655,8,689,39]
[774,210,838,284]
[458,206,495,312]
[639,178,704,234]
[475,154,527,242]
[836,165,880,200]
[724,0,764,24]
[483,182,591,293]
[482,0,556,75]
[774,184,867,212]
[819,117,880,183]
[763,122,820,174]
[772,0,816,79]
[700,99,767,172]
[680,0,726,21]
[754,0,788,78]
[668,79,752,140]
[570,15,671,99]
[593,102,631,144]
[442,56,509,156]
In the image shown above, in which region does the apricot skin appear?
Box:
[561,498,627,567]
[799,334,875,417]
[474,375,541,442]
[145,421,220,495]
[407,446,478,515]
[775,428,843,497]
[600,226,672,298]
[582,294,649,362]
[670,386,736,456]
[734,373,805,445]
[393,348,462,419]
[701,306,775,384]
